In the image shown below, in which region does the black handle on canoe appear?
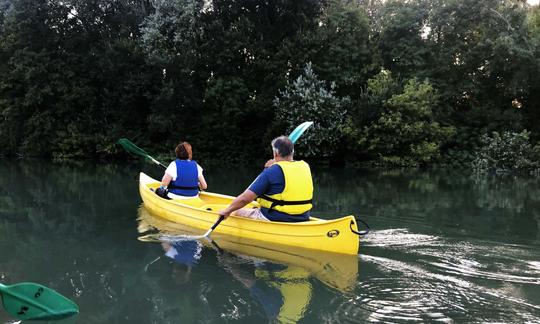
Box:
[350,217,370,236]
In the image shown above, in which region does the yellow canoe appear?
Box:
[139,172,361,255]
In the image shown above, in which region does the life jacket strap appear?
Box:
[259,195,312,211]
[167,184,199,191]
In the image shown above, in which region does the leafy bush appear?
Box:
[472,130,539,173]
[273,62,351,159]
[348,72,455,167]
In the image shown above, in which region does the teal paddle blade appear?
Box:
[118,138,150,158]
[117,138,166,168]
[0,282,79,321]
[288,121,313,144]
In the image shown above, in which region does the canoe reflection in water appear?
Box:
[161,240,312,322]
[218,252,312,323]
[161,240,203,284]
[138,206,358,322]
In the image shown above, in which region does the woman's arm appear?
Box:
[161,173,173,187]
[198,174,208,190]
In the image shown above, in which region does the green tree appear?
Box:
[354,73,455,166]
[305,0,377,97]
[376,0,431,79]
[1,0,539,167]
[426,0,533,129]
[0,0,157,158]
[273,63,351,159]
[141,0,325,162]
[472,130,539,172]
[524,4,540,138]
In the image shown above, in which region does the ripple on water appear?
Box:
[362,229,440,248]
[417,242,540,285]
[528,261,540,274]
[341,230,540,323]
[327,257,538,322]
[364,230,540,285]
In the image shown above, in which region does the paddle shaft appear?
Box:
[150,215,225,241]
[152,157,166,169]
[202,215,225,237]
[118,138,167,168]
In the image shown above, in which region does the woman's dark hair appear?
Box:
[271,136,294,157]
[175,142,193,160]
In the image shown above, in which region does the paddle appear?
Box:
[289,121,313,144]
[0,282,79,321]
[117,138,166,169]
[143,215,225,242]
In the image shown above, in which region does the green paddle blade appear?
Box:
[118,138,166,168]
[118,138,151,159]
[288,121,313,144]
[0,282,79,321]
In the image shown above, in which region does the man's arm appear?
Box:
[218,189,258,219]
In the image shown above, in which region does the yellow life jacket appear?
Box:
[257,161,313,215]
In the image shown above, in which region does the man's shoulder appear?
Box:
[261,165,284,185]
[265,164,284,176]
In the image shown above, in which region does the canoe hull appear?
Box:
[139,172,360,255]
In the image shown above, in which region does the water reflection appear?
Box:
[2,160,540,323]
[312,168,540,242]
[137,206,358,322]
[159,240,202,284]
[217,252,312,323]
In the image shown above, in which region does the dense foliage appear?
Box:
[1,0,539,168]
[472,131,540,173]
[274,63,350,158]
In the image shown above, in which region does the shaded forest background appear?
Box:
[1,0,540,168]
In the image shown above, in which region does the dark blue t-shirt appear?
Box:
[248,164,310,222]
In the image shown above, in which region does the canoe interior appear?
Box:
[144,176,324,222]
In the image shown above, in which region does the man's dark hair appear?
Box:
[271,136,294,157]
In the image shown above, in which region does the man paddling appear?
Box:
[218,136,313,222]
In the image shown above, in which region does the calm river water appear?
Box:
[1,160,539,323]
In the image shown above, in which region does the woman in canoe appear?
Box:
[218,136,313,222]
[158,141,208,199]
